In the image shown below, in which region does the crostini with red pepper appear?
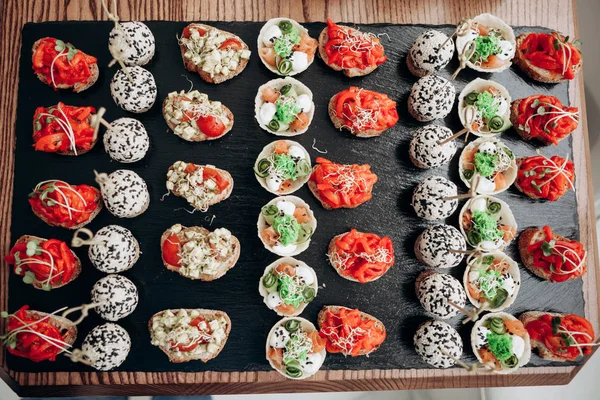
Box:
[520,311,595,362]
[28,179,102,229]
[4,235,81,290]
[519,226,587,282]
[32,37,98,92]
[318,19,387,77]
[328,87,398,137]
[514,32,582,83]
[515,155,575,201]
[33,103,99,155]
[510,95,579,146]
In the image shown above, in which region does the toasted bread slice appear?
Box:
[180,23,249,84]
[160,225,240,281]
[328,94,385,138]
[167,162,234,208]
[318,26,381,77]
[514,157,573,199]
[518,227,587,281]
[162,95,234,142]
[149,309,231,363]
[31,191,102,230]
[34,105,99,156]
[519,311,588,362]
[317,305,386,356]
[13,235,82,289]
[21,309,78,348]
[510,99,575,145]
[307,178,335,210]
[32,39,99,93]
[513,33,582,83]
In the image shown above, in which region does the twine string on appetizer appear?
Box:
[448,248,475,255]
[312,138,328,154]
[438,347,494,373]
[65,348,94,366]
[61,302,107,326]
[89,107,113,142]
[448,39,476,82]
[101,0,134,83]
[437,19,474,52]
[71,228,106,248]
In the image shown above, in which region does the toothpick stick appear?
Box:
[447,299,479,322]
[438,347,494,373]
[101,0,134,83]
[438,128,468,146]
[90,107,113,141]
[443,192,473,201]
[437,19,472,52]
[463,301,489,324]
[448,248,475,255]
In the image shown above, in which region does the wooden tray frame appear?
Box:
[0,0,597,396]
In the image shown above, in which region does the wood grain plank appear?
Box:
[0,0,597,396]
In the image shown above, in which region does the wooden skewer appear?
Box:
[438,347,494,373]
[101,0,135,83]
[447,299,479,323]
[90,107,113,141]
[437,19,472,52]
[443,192,473,201]
[438,128,468,146]
[448,248,475,255]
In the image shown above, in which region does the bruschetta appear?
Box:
[33,103,100,156]
[255,78,314,136]
[161,224,240,281]
[259,257,318,317]
[518,226,587,282]
[266,317,326,379]
[514,32,582,83]
[2,305,77,362]
[258,196,316,256]
[29,179,102,229]
[257,18,318,76]
[149,309,231,363]
[32,37,98,92]
[318,306,386,357]
[179,23,251,84]
[515,155,575,201]
[4,235,81,291]
[328,87,398,137]
[254,140,311,195]
[163,90,234,141]
[166,161,233,211]
[327,229,394,283]
[520,311,595,362]
[318,18,387,77]
[510,95,579,145]
[471,312,531,374]
[308,157,378,210]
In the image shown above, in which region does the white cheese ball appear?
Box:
[295,266,315,285]
[103,117,149,163]
[260,102,277,125]
[412,176,458,221]
[512,335,525,358]
[263,25,282,47]
[414,320,463,368]
[88,225,138,273]
[276,200,296,216]
[266,175,283,192]
[295,94,312,113]
[287,145,305,159]
[91,274,139,321]
[267,292,283,308]
[108,21,155,66]
[291,51,308,72]
[408,30,455,77]
[273,243,297,255]
[269,326,290,348]
[301,352,322,374]
[110,66,157,113]
[408,75,455,122]
[497,40,514,61]
[82,323,131,371]
[99,169,150,218]
[416,270,467,319]
[409,125,457,169]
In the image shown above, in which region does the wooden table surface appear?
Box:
[1,0,598,396]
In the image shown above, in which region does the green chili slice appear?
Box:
[284,319,301,333]
[488,288,509,309]
[278,20,294,34]
[488,115,505,131]
[267,119,281,132]
[467,230,482,246]
[263,272,278,289]
[465,92,478,105]
[254,158,271,178]
[487,201,502,214]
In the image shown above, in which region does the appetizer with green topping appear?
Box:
[460,195,517,251]
[459,137,517,195]
[255,77,315,136]
[259,257,318,317]
[458,78,512,137]
[254,140,311,195]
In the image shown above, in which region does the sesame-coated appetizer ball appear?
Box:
[407,30,455,77]
[414,320,463,368]
[408,75,455,122]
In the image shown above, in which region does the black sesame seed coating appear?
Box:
[414,320,463,368]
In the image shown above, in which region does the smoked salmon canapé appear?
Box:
[318,306,386,357]
[258,18,318,76]
[520,311,595,362]
[308,157,378,210]
[514,32,582,83]
[258,196,317,257]
[458,78,512,137]
[255,77,315,136]
[510,94,579,146]
[259,257,318,317]
[32,37,98,92]
[328,87,399,138]
[327,229,394,283]
[254,140,311,195]
[459,195,517,252]
[455,13,516,73]
[518,226,587,283]
[266,317,326,379]
[515,155,575,201]
[459,137,517,195]
[318,18,387,77]
[471,312,531,374]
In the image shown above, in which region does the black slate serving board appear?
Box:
[9,21,582,373]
